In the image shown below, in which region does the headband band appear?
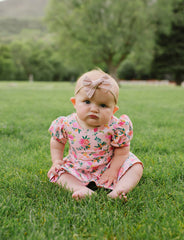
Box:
[75,75,118,104]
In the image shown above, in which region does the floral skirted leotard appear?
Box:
[49,113,143,190]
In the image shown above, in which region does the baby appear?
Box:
[48,69,143,200]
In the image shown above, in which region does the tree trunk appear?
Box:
[29,74,34,82]
[105,53,125,84]
[175,72,183,86]
[107,62,119,83]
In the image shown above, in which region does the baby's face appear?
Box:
[73,87,117,129]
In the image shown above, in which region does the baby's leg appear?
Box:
[108,163,143,199]
[57,173,95,200]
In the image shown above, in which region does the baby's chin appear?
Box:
[86,120,109,129]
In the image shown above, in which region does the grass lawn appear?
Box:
[0,81,183,240]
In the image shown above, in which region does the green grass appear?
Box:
[0,81,183,240]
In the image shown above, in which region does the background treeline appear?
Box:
[0,40,77,82]
[0,0,183,85]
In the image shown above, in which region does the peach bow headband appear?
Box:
[75,75,118,103]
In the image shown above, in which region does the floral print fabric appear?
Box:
[49,113,142,189]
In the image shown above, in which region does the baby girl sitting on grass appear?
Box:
[47,69,143,200]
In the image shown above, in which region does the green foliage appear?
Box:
[0,44,15,80]
[118,61,136,80]
[0,82,183,239]
[0,40,73,81]
[0,0,183,83]
[46,0,174,78]
[46,0,149,75]
[151,0,184,85]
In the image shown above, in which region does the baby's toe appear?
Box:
[108,190,127,201]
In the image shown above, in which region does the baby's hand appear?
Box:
[98,168,118,188]
[47,160,64,180]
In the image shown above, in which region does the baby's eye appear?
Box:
[84,100,90,104]
[100,103,107,108]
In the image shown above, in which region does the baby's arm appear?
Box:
[98,146,130,187]
[47,137,65,178]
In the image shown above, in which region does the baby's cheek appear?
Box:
[102,112,112,124]
[105,109,114,117]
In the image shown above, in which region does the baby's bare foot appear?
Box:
[72,187,95,200]
[108,190,127,201]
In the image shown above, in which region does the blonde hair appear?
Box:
[75,69,119,103]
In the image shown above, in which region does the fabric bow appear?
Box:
[83,75,112,98]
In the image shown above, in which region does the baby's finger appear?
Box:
[113,179,117,187]
[99,176,108,185]
[106,178,114,188]
[49,173,59,183]
[47,166,58,178]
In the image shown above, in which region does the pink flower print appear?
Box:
[99,150,106,156]
[93,153,99,158]
[72,122,78,128]
[68,134,74,140]
[117,135,130,146]
[105,134,112,140]
[79,138,90,148]
[87,161,93,166]
[59,118,64,124]
[94,128,98,132]
[68,134,76,144]
[93,151,105,157]
[118,120,125,126]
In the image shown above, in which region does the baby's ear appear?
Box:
[70,97,76,107]
[113,106,119,114]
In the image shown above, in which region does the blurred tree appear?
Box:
[151,0,184,85]
[118,61,136,80]
[29,42,54,81]
[10,41,31,80]
[10,40,67,81]
[0,44,15,80]
[46,0,173,79]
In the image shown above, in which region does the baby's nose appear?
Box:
[91,104,99,112]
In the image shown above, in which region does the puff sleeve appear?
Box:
[49,116,68,144]
[111,115,133,147]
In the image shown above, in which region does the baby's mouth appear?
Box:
[89,114,98,119]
